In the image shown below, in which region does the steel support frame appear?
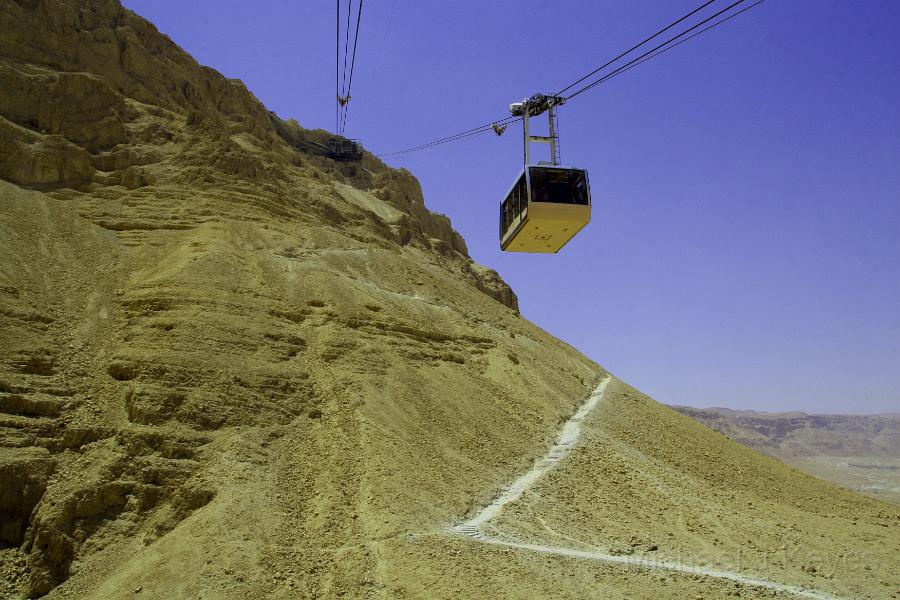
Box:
[522,101,559,167]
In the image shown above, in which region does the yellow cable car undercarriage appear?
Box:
[501,200,591,253]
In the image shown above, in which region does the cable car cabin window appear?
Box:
[500,171,528,239]
[527,166,590,205]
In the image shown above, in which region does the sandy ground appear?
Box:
[490,379,899,599]
[454,377,836,599]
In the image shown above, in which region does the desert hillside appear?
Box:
[675,406,900,505]
[1,1,897,599]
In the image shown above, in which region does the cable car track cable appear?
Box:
[565,0,760,101]
[376,0,719,157]
[378,115,521,157]
[570,0,766,99]
[554,0,715,97]
[339,0,353,134]
[341,0,364,135]
[377,125,504,158]
[385,118,522,156]
[335,0,341,134]
[376,0,765,158]
[378,119,514,157]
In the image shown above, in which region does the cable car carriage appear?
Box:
[499,95,591,253]
[328,137,364,162]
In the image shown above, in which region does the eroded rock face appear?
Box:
[0,121,96,190]
[18,431,213,597]
[0,449,56,546]
[0,64,129,152]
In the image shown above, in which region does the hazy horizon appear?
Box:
[670,404,900,416]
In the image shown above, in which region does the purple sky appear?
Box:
[123,0,900,414]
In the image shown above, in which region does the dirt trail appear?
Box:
[450,376,840,600]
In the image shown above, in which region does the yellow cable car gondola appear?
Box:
[499,95,591,253]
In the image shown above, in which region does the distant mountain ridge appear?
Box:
[671,406,900,458]
[674,406,900,506]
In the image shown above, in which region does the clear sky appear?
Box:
[123,0,900,414]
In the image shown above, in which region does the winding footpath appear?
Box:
[448,376,840,600]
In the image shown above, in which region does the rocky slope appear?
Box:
[0,1,897,599]
[675,406,900,505]
[490,382,899,599]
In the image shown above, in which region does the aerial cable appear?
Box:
[378,125,500,158]
[377,115,520,157]
[335,0,340,133]
[555,0,716,96]
[376,0,765,158]
[565,0,756,100]
[377,123,504,158]
[383,118,521,156]
[378,118,514,157]
[341,0,364,135]
[398,119,521,153]
[570,0,767,99]
[338,0,353,134]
